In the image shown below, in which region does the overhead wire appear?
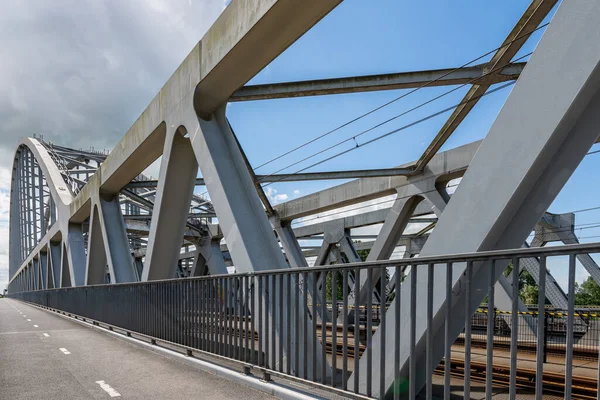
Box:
[255,52,531,186]
[252,23,550,171]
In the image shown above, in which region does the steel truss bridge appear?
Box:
[7,0,600,398]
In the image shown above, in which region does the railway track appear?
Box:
[435,358,598,399]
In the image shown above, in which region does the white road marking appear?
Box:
[59,348,71,355]
[27,319,31,321]
[33,325,39,328]
[95,381,121,397]
[43,333,50,337]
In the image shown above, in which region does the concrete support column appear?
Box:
[273,218,309,269]
[353,195,424,308]
[100,196,137,283]
[65,224,86,286]
[32,258,39,290]
[86,204,107,285]
[191,237,228,276]
[143,130,198,281]
[191,104,327,379]
[48,242,61,289]
[40,251,48,290]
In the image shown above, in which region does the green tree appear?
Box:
[574,277,600,306]
[357,248,370,262]
[495,264,542,306]
[325,271,344,301]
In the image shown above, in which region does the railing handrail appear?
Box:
[11,241,600,293]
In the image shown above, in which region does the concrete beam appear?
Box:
[274,140,479,221]
[230,63,525,101]
[193,0,342,114]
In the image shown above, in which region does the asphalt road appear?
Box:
[0,299,275,399]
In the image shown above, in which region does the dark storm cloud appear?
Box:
[0,0,225,290]
[0,0,224,156]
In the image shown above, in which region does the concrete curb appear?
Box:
[21,302,326,400]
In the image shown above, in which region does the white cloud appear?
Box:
[274,193,289,202]
[0,0,224,290]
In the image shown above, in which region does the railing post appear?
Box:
[543,310,548,364]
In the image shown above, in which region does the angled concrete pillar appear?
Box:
[60,243,71,288]
[191,106,289,274]
[354,1,600,395]
[191,237,228,276]
[368,195,424,262]
[538,213,600,285]
[40,251,48,290]
[86,204,108,285]
[190,104,328,379]
[273,219,309,268]
[49,241,61,289]
[32,258,39,290]
[354,195,424,308]
[143,130,198,281]
[65,224,86,286]
[98,196,137,282]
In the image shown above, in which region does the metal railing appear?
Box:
[9,242,600,399]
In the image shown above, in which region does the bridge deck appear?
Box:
[0,299,275,400]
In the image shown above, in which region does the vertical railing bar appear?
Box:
[321,270,327,385]
[221,277,226,356]
[228,277,232,358]
[286,273,291,374]
[443,263,452,400]
[331,270,338,388]
[354,266,360,394]
[535,256,546,400]
[236,276,241,361]
[207,278,211,352]
[509,257,519,399]
[379,265,387,400]
[265,275,270,368]
[303,271,308,380]
[200,279,205,351]
[342,269,349,391]
[394,266,402,400]
[565,254,576,399]
[216,278,221,354]
[464,261,472,400]
[366,268,373,398]
[409,264,417,400]
[312,271,318,382]
[213,279,218,355]
[486,260,496,400]
[271,274,276,371]
[279,274,284,373]
[252,276,257,365]
[258,275,263,367]
[236,277,241,360]
[426,263,434,400]
[294,273,300,377]
[244,275,250,362]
